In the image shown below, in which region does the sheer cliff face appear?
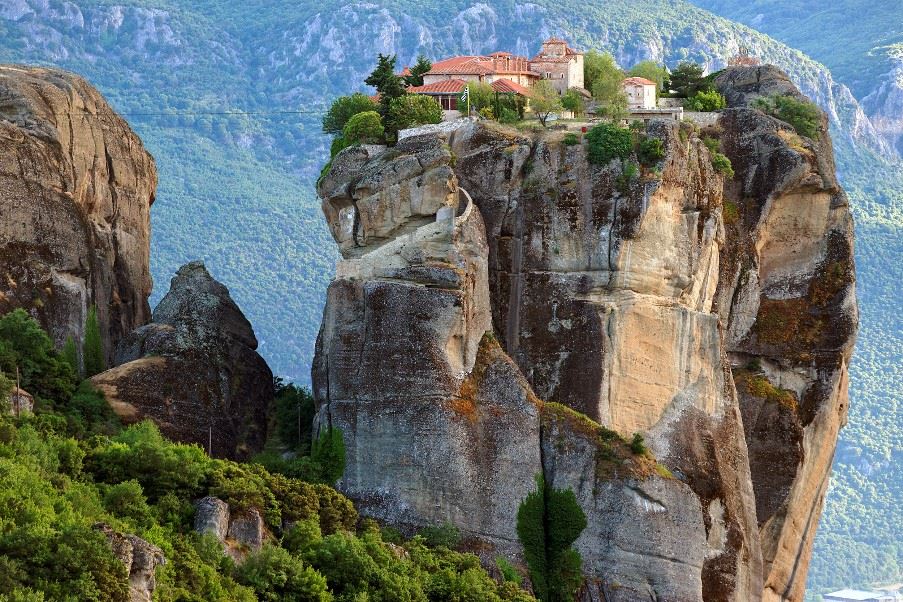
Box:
[0,66,156,361]
[313,66,857,602]
[714,66,858,602]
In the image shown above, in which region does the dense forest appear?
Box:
[0,0,899,597]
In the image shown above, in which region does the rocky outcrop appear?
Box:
[96,523,165,602]
[0,66,156,362]
[312,66,856,602]
[91,261,273,459]
[714,65,858,602]
[194,496,270,562]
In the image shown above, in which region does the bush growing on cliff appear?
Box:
[685,89,726,112]
[711,153,735,179]
[753,94,821,140]
[516,475,587,602]
[586,123,632,165]
[342,111,385,145]
[322,93,377,136]
[637,137,665,165]
[387,94,443,132]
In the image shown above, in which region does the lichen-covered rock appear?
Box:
[714,65,858,602]
[194,496,230,543]
[96,523,165,602]
[312,65,856,602]
[91,261,273,459]
[0,66,156,361]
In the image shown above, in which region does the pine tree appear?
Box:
[364,53,406,142]
[82,305,105,377]
[403,55,432,87]
[62,336,79,376]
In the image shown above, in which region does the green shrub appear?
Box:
[496,557,522,585]
[562,133,580,146]
[499,107,520,124]
[516,475,587,602]
[712,153,735,178]
[86,421,211,502]
[235,545,331,602]
[419,522,461,548]
[322,93,377,135]
[102,480,154,530]
[637,137,665,165]
[0,309,77,404]
[685,90,726,111]
[585,124,632,165]
[702,136,720,154]
[388,94,443,131]
[616,161,640,194]
[753,94,821,140]
[342,111,384,144]
[310,427,346,485]
[629,433,647,455]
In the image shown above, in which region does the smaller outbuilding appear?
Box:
[623,76,657,110]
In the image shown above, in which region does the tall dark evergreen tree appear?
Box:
[82,305,105,378]
[365,53,407,141]
[403,55,432,87]
[61,336,79,376]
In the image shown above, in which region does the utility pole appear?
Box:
[14,365,20,418]
[208,425,213,457]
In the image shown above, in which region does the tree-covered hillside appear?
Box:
[1,1,900,597]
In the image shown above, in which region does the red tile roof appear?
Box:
[490,78,532,96]
[407,79,468,94]
[427,54,535,76]
[623,76,656,86]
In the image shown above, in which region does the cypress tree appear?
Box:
[311,427,346,485]
[516,475,587,601]
[82,305,105,377]
[62,336,79,376]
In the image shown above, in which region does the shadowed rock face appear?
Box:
[714,65,858,602]
[0,66,156,362]
[313,66,856,602]
[92,262,273,459]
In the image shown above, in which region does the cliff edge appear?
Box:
[313,65,857,602]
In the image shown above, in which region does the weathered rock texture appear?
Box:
[92,261,273,459]
[0,66,156,363]
[96,523,165,602]
[713,65,858,602]
[312,65,857,602]
[194,496,270,562]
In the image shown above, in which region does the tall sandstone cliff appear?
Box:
[0,66,156,362]
[314,65,857,602]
